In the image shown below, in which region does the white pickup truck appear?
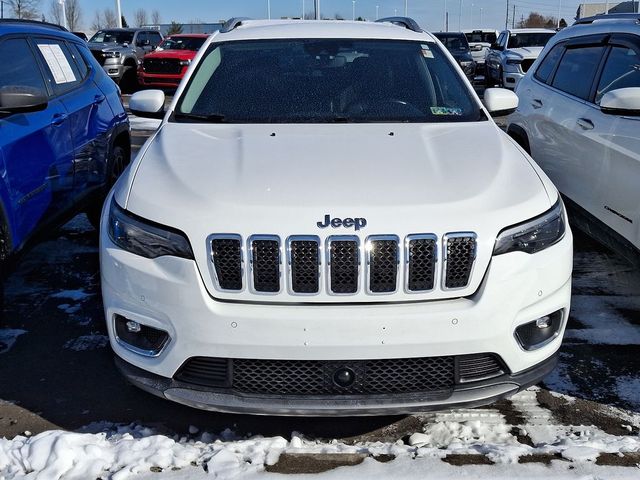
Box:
[100,18,572,415]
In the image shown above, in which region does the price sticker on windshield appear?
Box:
[421,44,434,59]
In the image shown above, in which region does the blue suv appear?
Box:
[0,20,130,267]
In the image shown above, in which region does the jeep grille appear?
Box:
[209,233,477,297]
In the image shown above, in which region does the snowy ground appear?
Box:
[1,105,640,479]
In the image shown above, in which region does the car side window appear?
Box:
[33,38,84,96]
[495,33,505,48]
[551,46,606,100]
[67,42,89,80]
[0,38,47,94]
[595,46,640,103]
[534,44,564,84]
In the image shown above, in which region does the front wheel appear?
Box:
[86,144,128,230]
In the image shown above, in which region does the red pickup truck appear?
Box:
[138,34,209,88]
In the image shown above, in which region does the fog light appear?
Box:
[333,367,356,388]
[126,320,141,333]
[114,314,169,356]
[536,316,552,329]
[515,310,563,351]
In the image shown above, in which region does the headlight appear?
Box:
[108,200,194,259]
[506,58,522,65]
[493,198,566,255]
[103,51,121,58]
[460,60,474,67]
[179,59,191,66]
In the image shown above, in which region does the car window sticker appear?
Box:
[37,44,77,84]
[430,106,463,116]
[421,44,434,59]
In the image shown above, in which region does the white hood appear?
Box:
[117,121,554,302]
[507,46,545,59]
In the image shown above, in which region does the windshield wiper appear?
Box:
[173,112,227,123]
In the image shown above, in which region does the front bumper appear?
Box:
[102,63,127,80]
[115,352,558,416]
[100,197,573,414]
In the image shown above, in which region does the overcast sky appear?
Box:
[52,0,604,32]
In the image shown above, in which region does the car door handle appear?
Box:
[531,99,543,109]
[93,94,106,104]
[577,118,594,130]
[51,113,68,126]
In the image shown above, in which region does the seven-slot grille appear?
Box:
[209,234,477,296]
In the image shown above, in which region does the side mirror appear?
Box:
[490,43,503,51]
[0,86,48,115]
[129,89,165,119]
[483,88,519,116]
[600,87,640,116]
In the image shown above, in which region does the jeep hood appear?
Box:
[122,120,553,232]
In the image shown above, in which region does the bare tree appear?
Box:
[8,0,41,20]
[167,21,183,35]
[49,0,81,30]
[151,9,161,25]
[65,0,81,30]
[134,8,148,27]
[103,8,117,28]
[91,10,103,30]
[519,12,557,28]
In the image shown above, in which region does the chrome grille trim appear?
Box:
[208,234,245,292]
[404,234,438,293]
[326,236,361,295]
[442,233,478,291]
[207,232,479,296]
[286,235,322,296]
[247,235,282,294]
[365,235,400,295]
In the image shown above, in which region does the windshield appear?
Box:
[508,32,555,49]
[465,31,496,44]
[175,39,483,124]
[89,30,134,44]
[158,36,207,51]
[433,34,470,52]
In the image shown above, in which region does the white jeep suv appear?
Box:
[101,18,572,415]
[486,28,556,89]
[508,14,640,264]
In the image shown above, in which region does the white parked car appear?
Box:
[101,17,572,415]
[485,28,556,89]
[508,14,640,264]
[463,29,499,74]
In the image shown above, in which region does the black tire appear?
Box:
[87,144,128,230]
[119,65,139,94]
[484,64,494,87]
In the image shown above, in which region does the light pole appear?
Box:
[58,0,68,29]
[444,0,447,31]
[268,0,271,19]
[302,0,304,19]
[314,0,320,19]
[480,7,483,26]
[458,0,463,31]
[376,4,379,20]
[352,0,356,21]
[115,0,122,28]
[0,1,5,19]
[557,0,561,28]
[404,0,408,16]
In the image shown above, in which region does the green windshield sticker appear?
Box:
[431,107,463,116]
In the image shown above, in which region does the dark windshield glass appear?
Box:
[175,39,483,124]
[159,37,207,51]
[465,32,497,44]
[89,30,135,44]
[434,34,470,52]
[507,32,555,49]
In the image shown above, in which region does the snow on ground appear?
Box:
[63,334,109,352]
[2,389,640,480]
[0,329,26,354]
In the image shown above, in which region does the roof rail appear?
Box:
[0,18,68,31]
[220,17,251,33]
[574,13,640,25]
[375,16,423,33]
